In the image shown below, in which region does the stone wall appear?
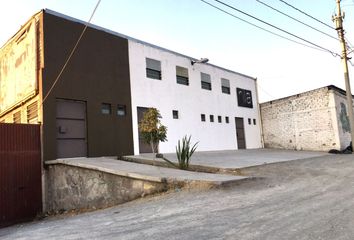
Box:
[333,91,354,149]
[260,87,339,151]
[45,164,167,212]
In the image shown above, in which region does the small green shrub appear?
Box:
[175,135,198,170]
[162,135,198,170]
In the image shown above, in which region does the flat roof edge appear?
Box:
[43,9,256,80]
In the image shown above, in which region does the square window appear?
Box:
[221,78,230,94]
[173,110,179,119]
[27,101,38,123]
[253,119,256,125]
[13,111,21,124]
[210,115,214,122]
[201,114,206,122]
[117,105,126,116]
[201,72,212,90]
[248,118,251,125]
[218,116,222,123]
[146,58,161,80]
[176,66,189,85]
[225,116,229,123]
[222,86,230,94]
[237,88,253,108]
[101,103,111,115]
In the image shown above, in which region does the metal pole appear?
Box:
[334,0,354,151]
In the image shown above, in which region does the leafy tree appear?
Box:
[138,108,167,154]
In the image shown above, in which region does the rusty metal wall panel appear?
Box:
[0,123,42,228]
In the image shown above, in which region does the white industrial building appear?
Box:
[0,9,263,158]
[128,40,262,154]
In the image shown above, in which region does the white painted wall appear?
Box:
[128,40,262,154]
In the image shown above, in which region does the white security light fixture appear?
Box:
[191,58,209,65]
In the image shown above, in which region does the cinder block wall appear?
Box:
[260,87,340,151]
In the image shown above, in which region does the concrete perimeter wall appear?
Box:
[45,164,167,212]
[261,87,340,151]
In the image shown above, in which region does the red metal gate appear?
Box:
[0,123,42,228]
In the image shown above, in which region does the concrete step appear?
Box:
[121,155,241,175]
[47,157,251,189]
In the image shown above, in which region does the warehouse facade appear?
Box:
[261,85,353,151]
[0,9,262,160]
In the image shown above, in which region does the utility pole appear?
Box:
[333,0,354,151]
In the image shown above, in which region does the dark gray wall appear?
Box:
[42,11,134,160]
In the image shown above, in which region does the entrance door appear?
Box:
[137,107,152,153]
[56,99,87,158]
[235,117,246,149]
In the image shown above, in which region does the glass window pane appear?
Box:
[101,103,111,115]
[117,105,126,116]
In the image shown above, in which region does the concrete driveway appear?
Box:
[1,153,354,240]
[125,148,328,171]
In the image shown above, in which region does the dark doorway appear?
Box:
[235,117,246,149]
[56,99,87,158]
[137,107,152,153]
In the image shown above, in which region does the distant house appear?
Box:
[0,9,262,161]
[260,85,354,151]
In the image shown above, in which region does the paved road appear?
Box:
[1,154,354,240]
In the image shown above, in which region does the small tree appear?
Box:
[138,108,167,154]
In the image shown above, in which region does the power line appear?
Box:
[257,82,277,100]
[211,0,339,57]
[256,0,338,41]
[276,0,354,52]
[42,0,102,105]
[200,0,330,53]
[277,0,336,30]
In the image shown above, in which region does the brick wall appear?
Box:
[261,87,339,151]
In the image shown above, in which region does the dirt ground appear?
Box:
[1,154,354,240]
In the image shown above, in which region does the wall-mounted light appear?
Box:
[191,58,209,65]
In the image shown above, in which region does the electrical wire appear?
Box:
[257,82,277,100]
[256,0,339,41]
[277,0,336,30]
[200,0,330,53]
[42,0,102,105]
[210,0,340,57]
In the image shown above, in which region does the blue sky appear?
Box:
[1,0,354,102]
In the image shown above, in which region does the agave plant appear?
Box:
[175,135,198,170]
